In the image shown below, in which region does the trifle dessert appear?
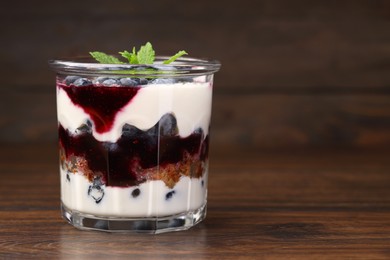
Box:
[49,43,220,233]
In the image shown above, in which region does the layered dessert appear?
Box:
[57,74,213,217]
[51,43,220,232]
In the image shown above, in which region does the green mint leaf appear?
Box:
[119,47,139,64]
[137,42,155,64]
[91,43,188,68]
[89,51,124,64]
[119,50,132,63]
[163,50,188,64]
[130,47,138,64]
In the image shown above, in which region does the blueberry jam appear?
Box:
[59,118,209,187]
[58,82,140,133]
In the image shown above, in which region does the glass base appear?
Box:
[61,203,207,234]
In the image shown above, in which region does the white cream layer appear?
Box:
[57,82,212,143]
[61,168,207,217]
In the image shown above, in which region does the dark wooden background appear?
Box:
[1,0,390,149]
[1,1,390,258]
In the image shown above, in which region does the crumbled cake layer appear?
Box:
[60,145,206,189]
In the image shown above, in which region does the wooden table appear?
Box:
[1,144,389,259]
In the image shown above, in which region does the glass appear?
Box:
[49,56,220,233]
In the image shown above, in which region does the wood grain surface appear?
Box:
[0,144,389,259]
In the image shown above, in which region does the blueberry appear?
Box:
[146,123,158,136]
[75,122,92,135]
[178,77,194,83]
[64,76,81,85]
[103,142,118,152]
[122,124,143,138]
[201,180,204,187]
[131,188,140,198]
[93,77,108,84]
[193,128,204,135]
[165,190,175,200]
[88,177,105,203]
[143,114,178,137]
[159,113,178,136]
[119,78,138,87]
[151,78,176,84]
[145,134,158,147]
[134,78,148,85]
[102,78,119,86]
[66,173,71,182]
[133,65,158,71]
[153,65,177,71]
[140,78,149,85]
[73,78,92,87]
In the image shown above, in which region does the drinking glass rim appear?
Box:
[49,56,221,77]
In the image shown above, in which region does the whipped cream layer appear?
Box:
[57,82,212,143]
[61,168,207,217]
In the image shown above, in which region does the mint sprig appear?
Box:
[89,52,124,64]
[90,42,187,66]
[163,50,188,64]
[118,50,134,63]
[129,47,138,64]
[137,42,155,64]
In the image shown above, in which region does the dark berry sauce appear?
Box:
[59,120,209,187]
[58,83,140,133]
